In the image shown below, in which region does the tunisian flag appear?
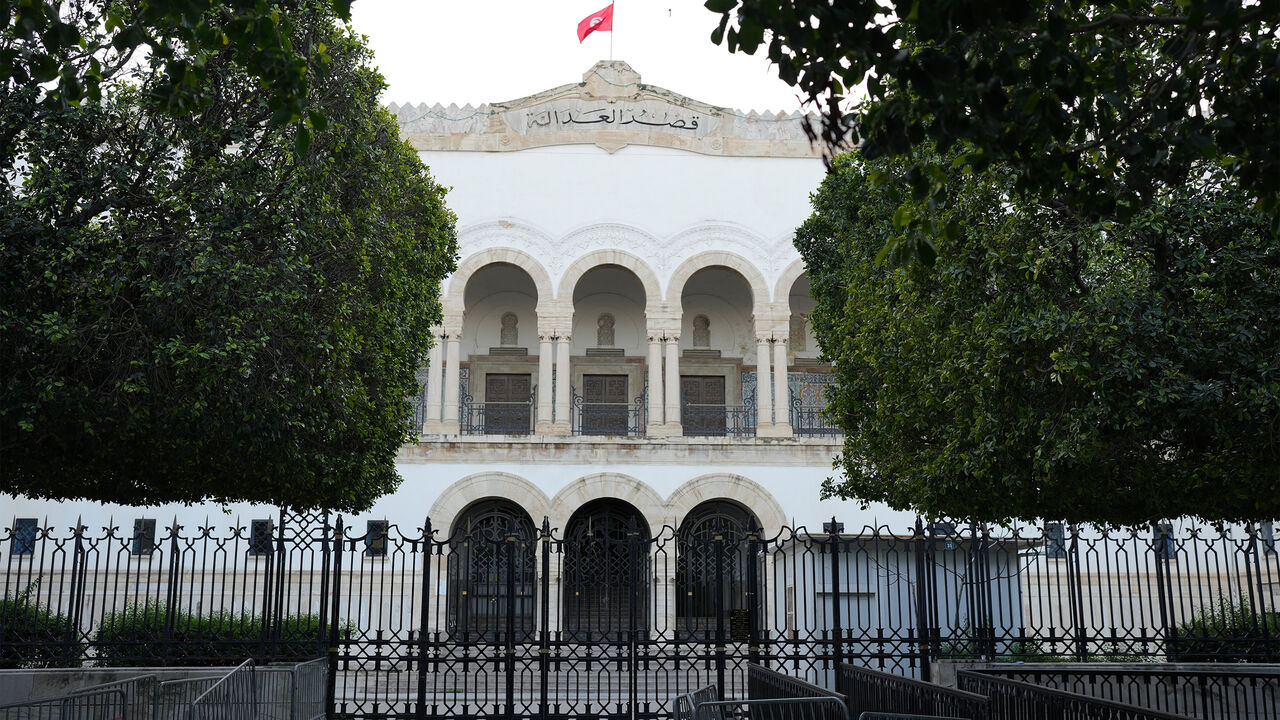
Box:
[577,3,614,43]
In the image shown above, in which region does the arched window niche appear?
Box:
[675,500,762,641]
[446,498,537,642]
[561,498,651,641]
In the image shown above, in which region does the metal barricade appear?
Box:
[0,687,127,720]
[288,659,326,720]
[153,677,220,720]
[188,660,257,720]
[673,683,850,720]
[856,715,967,720]
[252,667,296,720]
[692,697,850,720]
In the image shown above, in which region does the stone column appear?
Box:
[646,335,665,433]
[771,338,792,437]
[423,330,444,433]
[663,335,682,435]
[755,336,782,436]
[553,335,572,434]
[441,330,462,434]
[536,334,554,433]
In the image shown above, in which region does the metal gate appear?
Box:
[324,515,932,720]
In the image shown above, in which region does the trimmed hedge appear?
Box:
[1174,598,1280,662]
[94,600,329,666]
[0,590,86,668]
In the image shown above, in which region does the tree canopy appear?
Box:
[1,3,458,511]
[708,1,1280,262]
[796,155,1279,525]
[3,1,352,150]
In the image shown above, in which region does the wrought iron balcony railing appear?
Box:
[790,402,841,437]
[681,403,757,437]
[460,385,536,435]
[571,387,646,436]
[789,374,841,438]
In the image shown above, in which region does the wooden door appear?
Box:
[484,373,531,434]
[582,374,629,435]
[681,375,726,436]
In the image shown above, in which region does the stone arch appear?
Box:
[774,258,809,306]
[666,251,771,320]
[558,249,663,317]
[665,474,787,533]
[550,473,666,538]
[443,247,555,321]
[428,472,552,538]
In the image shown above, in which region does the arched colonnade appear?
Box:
[420,239,819,437]
[426,472,788,640]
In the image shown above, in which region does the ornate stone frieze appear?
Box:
[394,60,821,158]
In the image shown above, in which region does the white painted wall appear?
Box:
[2,463,916,541]
[421,145,825,244]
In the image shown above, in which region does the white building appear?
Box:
[382,60,911,544]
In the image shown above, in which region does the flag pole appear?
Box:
[609,2,614,60]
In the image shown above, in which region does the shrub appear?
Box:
[93,601,329,667]
[1174,598,1280,662]
[0,583,86,668]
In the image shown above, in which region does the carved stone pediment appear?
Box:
[393,60,820,158]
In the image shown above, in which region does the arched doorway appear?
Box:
[562,498,651,641]
[446,499,537,641]
[677,267,757,436]
[461,263,540,434]
[676,500,762,640]
[569,265,649,436]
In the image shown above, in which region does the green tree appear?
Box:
[795,155,1279,524]
[3,0,353,150]
[0,3,457,511]
[708,1,1280,261]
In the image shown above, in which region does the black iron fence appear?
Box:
[970,665,1280,720]
[2,516,1278,720]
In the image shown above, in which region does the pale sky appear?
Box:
[349,0,806,113]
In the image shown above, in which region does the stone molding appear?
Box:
[665,474,788,533]
[775,258,809,304]
[666,250,772,319]
[399,435,839,466]
[660,224,797,293]
[427,471,553,536]
[394,61,821,159]
[557,245,664,314]
[443,244,556,319]
[549,472,668,538]
[447,221,808,315]
[419,469,793,538]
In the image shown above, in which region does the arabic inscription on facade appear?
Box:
[505,100,719,138]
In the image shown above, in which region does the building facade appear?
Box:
[386,60,905,547]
